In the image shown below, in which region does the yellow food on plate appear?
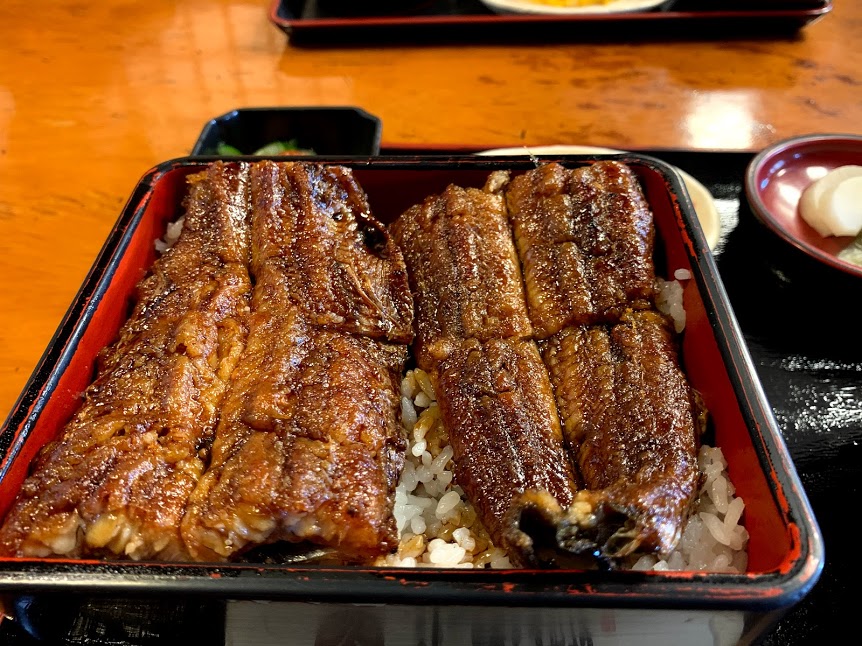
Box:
[528,0,613,4]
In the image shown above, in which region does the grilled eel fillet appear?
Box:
[180,161,412,562]
[391,184,579,567]
[390,182,532,368]
[497,162,702,565]
[536,310,703,561]
[499,161,657,337]
[393,163,702,568]
[0,162,253,560]
[180,305,407,562]
[436,338,578,565]
[247,161,413,343]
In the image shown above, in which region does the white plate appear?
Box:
[479,0,669,16]
[477,145,721,250]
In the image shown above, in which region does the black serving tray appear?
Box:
[270,0,833,46]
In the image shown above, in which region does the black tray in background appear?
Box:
[0,147,857,645]
[270,0,833,46]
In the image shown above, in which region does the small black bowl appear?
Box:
[190,106,382,156]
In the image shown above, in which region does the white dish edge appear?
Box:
[479,0,668,16]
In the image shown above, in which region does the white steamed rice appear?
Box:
[656,268,691,333]
[154,217,184,254]
[379,369,512,569]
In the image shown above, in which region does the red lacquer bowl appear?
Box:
[745,133,862,279]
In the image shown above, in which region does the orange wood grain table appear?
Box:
[0,0,859,427]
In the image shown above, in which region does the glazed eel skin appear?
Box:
[499,161,657,336]
[502,162,703,564]
[391,183,578,567]
[0,162,253,560]
[537,309,704,559]
[0,161,413,563]
[180,161,412,562]
[394,162,703,567]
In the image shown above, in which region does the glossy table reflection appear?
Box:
[0,1,860,644]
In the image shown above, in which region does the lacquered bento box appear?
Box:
[0,155,823,645]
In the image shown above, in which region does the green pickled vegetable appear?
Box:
[837,231,862,268]
[252,139,301,155]
[216,142,243,156]
[213,139,315,156]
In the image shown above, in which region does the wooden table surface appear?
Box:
[0,1,859,415]
[0,1,859,642]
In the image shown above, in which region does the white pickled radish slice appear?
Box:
[799,165,862,237]
[826,176,862,236]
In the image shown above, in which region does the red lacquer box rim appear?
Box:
[0,155,823,613]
